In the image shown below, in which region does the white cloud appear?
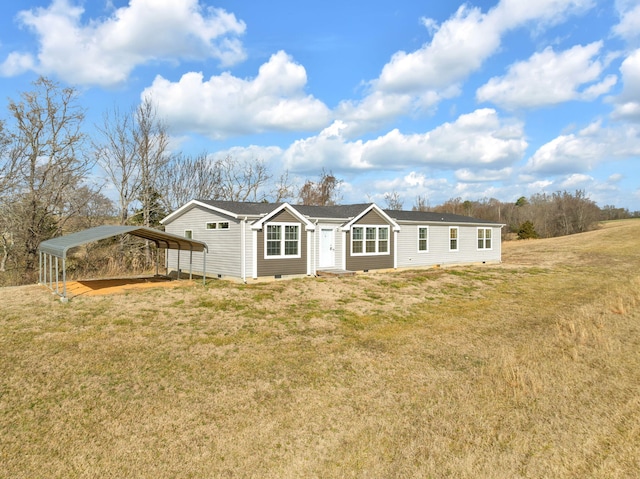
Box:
[526,122,640,174]
[143,51,332,139]
[477,42,616,109]
[0,0,246,85]
[377,5,501,94]
[613,2,640,42]
[0,52,35,76]
[342,0,593,134]
[282,109,527,173]
[454,167,513,182]
[612,49,640,121]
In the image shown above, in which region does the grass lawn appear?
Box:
[1,220,640,478]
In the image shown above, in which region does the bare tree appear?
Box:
[158,153,222,212]
[94,106,138,225]
[297,169,342,206]
[384,191,403,210]
[3,77,93,272]
[271,170,295,203]
[412,195,431,212]
[216,155,271,202]
[134,97,171,229]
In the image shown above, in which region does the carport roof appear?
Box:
[39,225,208,259]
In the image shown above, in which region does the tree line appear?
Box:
[0,78,344,285]
[404,191,638,240]
[0,77,636,286]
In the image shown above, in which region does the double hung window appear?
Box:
[477,228,492,250]
[418,227,429,252]
[449,227,459,251]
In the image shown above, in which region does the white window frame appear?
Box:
[449,226,459,252]
[477,227,493,250]
[418,226,429,252]
[264,222,301,259]
[184,229,193,239]
[206,221,230,230]
[351,225,390,256]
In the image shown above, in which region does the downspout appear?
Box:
[394,229,398,269]
[252,229,258,279]
[241,217,247,283]
[313,220,318,276]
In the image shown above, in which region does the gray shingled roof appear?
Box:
[192,200,500,225]
[385,209,500,224]
[195,200,282,217]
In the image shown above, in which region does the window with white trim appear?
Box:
[449,227,459,251]
[265,223,300,258]
[351,225,390,255]
[418,226,429,252]
[206,221,230,230]
[477,227,492,250]
[184,230,193,239]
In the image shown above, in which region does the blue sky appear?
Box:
[1,0,639,210]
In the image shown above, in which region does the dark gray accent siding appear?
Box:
[345,209,394,271]
[257,209,307,277]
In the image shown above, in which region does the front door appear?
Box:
[319,228,335,268]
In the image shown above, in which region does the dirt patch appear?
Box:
[48,276,196,297]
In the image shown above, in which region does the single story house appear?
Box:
[160,200,504,281]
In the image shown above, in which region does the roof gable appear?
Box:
[161,199,279,225]
[341,204,400,231]
[250,203,315,231]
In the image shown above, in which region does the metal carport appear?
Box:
[38,225,208,300]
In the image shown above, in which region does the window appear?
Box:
[449,227,458,251]
[378,227,388,253]
[184,230,193,239]
[478,227,492,250]
[265,223,300,258]
[206,221,230,230]
[352,227,364,253]
[351,225,390,255]
[418,227,429,252]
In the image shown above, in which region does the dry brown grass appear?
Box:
[2,219,640,478]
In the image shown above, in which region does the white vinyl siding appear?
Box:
[395,223,502,268]
[164,205,244,278]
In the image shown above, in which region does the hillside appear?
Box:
[1,220,640,478]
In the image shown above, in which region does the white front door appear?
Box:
[319,228,335,268]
